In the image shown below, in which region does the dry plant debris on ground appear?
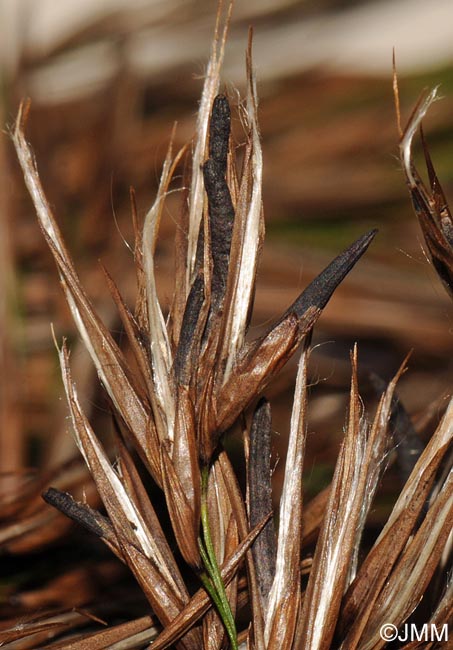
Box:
[1,3,452,649]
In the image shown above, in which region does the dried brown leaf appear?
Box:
[359,469,453,650]
[46,616,156,650]
[399,87,453,298]
[171,386,201,522]
[129,186,148,330]
[215,312,304,435]
[341,397,453,648]
[0,610,97,649]
[217,450,266,650]
[12,108,161,485]
[148,511,271,650]
[301,486,330,547]
[59,346,191,625]
[115,539,202,650]
[221,32,264,382]
[347,355,409,584]
[265,346,309,650]
[398,575,452,649]
[142,132,186,444]
[101,265,154,403]
[297,348,389,650]
[160,443,200,569]
[115,437,189,598]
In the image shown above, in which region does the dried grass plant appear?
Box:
[3,3,452,649]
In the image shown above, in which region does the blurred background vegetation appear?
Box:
[1,0,453,633]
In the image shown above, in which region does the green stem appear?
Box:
[199,465,238,650]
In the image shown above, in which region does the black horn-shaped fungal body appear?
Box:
[203,95,235,309]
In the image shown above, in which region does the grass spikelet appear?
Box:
[8,4,452,649]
